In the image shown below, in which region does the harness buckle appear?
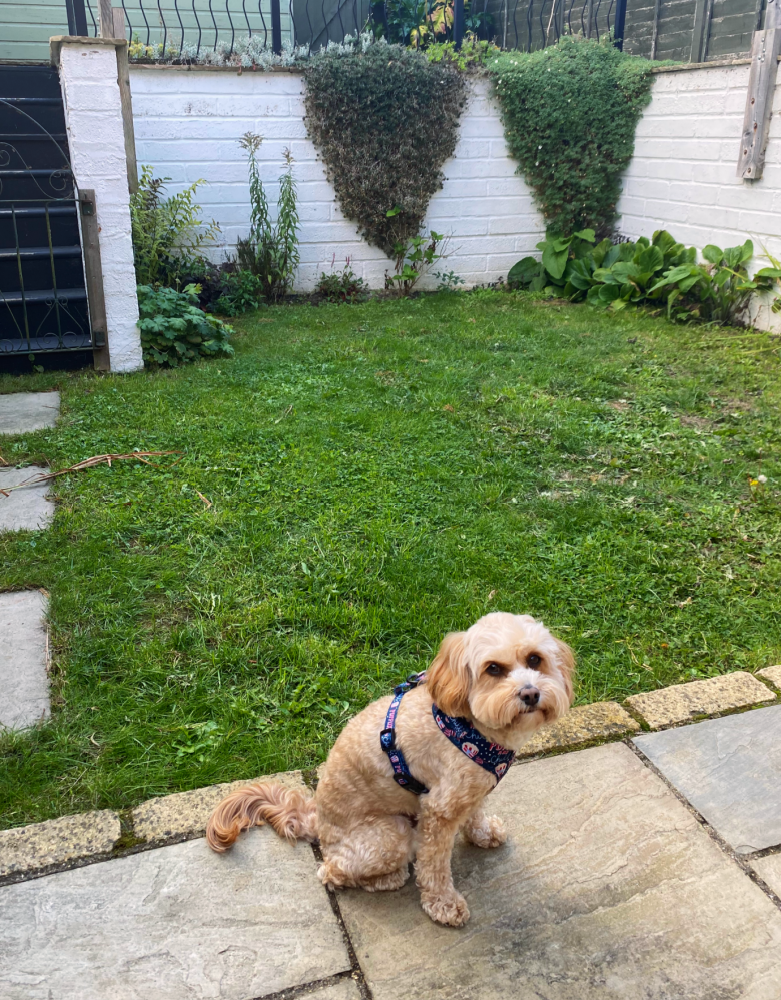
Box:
[380,727,396,751]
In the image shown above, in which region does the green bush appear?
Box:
[489,38,654,237]
[509,230,769,326]
[214,269,265,315]
[130,167,220,286]
[137,284,235,366]
[236,133,300,302]
[303,39,467,256]
[315,258,368,302]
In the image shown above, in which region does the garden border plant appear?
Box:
[489,36,655,238]
[303,37,467,257]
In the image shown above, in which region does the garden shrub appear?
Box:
[137,284,234,366]
[508,230,773,326]
[130,166,220,286]
[315,257,368,302]
[303,38,467,257]
[236,133,300,302]
[489,38,654,237]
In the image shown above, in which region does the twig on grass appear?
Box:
[0,451,182,498]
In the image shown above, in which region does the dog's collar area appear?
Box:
[380,675,430,795]
[432,704,515,784]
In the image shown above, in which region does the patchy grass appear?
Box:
[1,291,780,828]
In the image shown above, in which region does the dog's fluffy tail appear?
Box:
[206,782,318,852]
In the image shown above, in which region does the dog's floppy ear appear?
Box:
[554,638,576,706]
[426,631,471,717]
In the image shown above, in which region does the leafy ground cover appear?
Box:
[1,291,780,828]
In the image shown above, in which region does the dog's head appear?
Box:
[425,612,574,745]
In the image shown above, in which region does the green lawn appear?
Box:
[1,291,780,830]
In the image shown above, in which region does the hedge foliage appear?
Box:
[489,38,654,237]
[303,40,467,257]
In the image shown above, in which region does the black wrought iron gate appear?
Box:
[0,64,93,366]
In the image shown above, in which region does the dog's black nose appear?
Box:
[520,686,540,708]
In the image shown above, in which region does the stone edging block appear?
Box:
[625,671,775,729]
[758,665,781,690]
[516,701,640,759]
[131,769,305,844]
[0,810,121,878]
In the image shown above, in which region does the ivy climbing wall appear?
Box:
[129,67,546,290]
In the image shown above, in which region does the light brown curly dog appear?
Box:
[206,611,574,926]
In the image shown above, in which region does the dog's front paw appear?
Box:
[464,814,507,849]
[421,890,470,927]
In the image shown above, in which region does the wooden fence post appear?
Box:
[737,0,781,181]
[78,191,111,372]
[111,8,138,195]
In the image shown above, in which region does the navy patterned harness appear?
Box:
[380,672,516,795]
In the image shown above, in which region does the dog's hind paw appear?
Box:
[421,890,470,927]
[361,867,410,892]
[463,813,507,849]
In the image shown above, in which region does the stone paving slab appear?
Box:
[516,700,639,758]
[0,591,49,731]
[750,853,781,898]
[625,670,775,728]
[634,705,781,854]
[0,828,350,1000]
[758,664,781,690]
[132,769,305,844]
[0,391,60,435]
[0,467,54,532]
[301,979,361,1000]
[0,810,121,879]
[338,742,781,1000]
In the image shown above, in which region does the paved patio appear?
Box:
[1,705,780,1000]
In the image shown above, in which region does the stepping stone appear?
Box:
[0,391,60,435]
[0,829,350,1000]
[0,591,49,731]
[0,467,54,532]
[625,671,775,728]
[338,743,781,1000]
[634,705,781,854]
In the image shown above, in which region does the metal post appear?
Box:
[372,1,387,35]
[454,0,465,49]
[271,0,282,54]
[586,0,594,39]
[555,0,564,39]
[614,0,627,49]
[65,0,89,36]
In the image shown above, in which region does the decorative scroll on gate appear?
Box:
[0,65,92,357]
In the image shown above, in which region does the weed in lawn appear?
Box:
[0,291,779,828]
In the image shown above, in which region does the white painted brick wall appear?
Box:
[129,68,545,290]
[58,42,143,372]
[618,65,781,331]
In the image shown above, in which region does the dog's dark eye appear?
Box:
[527,653,542,668]
[486,663,503,676]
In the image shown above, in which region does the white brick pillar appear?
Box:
[51,38,143,372]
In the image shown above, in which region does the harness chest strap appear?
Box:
[379,673,516,795]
